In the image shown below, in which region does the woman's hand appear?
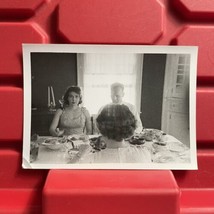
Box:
[55,128,64,137]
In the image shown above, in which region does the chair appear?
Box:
[91,114,100,135]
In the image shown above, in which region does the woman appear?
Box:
[49,86,92,136]
[77,104,151,163]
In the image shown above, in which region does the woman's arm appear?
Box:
[82,107,92,135]
[49,109,64,136]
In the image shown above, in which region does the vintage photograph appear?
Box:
[22,44,197,169]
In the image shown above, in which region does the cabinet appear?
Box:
[162,54,190,146]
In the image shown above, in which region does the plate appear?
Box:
[167,142,187,152]
[41,138,62,150]
[153,151,176,163]
[153,155,175,163]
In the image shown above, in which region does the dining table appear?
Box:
[30,130,191,166]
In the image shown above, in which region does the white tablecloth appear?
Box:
[32,134,190,164]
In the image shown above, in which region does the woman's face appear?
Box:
[68,91,80,106]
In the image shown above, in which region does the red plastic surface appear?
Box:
[0,87,22,142]
[0,149,48,213]
[0,189,42,214]
[0,0,214,213]
[58,0,164,44]
[173,150,214,213]
[43,170,179,214]
[0,149,47,188]
[173,0,214,20]
[197,88,214,143]
[180,190,214,214]
[0,0,46,19]
[0,22,48,77]
[173,150,214,188]
[172,26,214,80]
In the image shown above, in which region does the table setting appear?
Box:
[30,129,190,165]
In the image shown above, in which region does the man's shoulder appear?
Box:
[122,102,135,109]
[98,103,110,114]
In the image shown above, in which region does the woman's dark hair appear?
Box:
[96,104,136,141]
[63,86,82,106]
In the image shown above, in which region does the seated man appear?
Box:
[94,82,143,134]
[109,82,143,133]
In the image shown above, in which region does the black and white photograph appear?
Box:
[22,44,197,169]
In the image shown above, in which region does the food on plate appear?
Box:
[67,134,89,142]
[152,142,167,152]
[42,138,62,150]
[127,129,166,145]
[140,129,166,142]
[153,141,167,146]
[44,138,59,144]
[127,135,145,145]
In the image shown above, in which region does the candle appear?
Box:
[51,86,56,107]
[48,86,50,107]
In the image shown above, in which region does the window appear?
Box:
[78,53,143,114]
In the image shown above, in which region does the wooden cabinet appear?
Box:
[31,109,55,136]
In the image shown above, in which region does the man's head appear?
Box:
[111,82,124,104]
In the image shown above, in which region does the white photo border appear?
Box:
[22,44,198,170]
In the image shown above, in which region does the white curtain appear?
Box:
[78,53,143,114]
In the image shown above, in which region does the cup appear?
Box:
[30,141,39,162]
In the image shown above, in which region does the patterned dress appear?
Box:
[59,107,87,135]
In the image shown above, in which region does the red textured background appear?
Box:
[1,0,214,213]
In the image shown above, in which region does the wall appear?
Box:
[31,53,77,109]
[141,54,166,129]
